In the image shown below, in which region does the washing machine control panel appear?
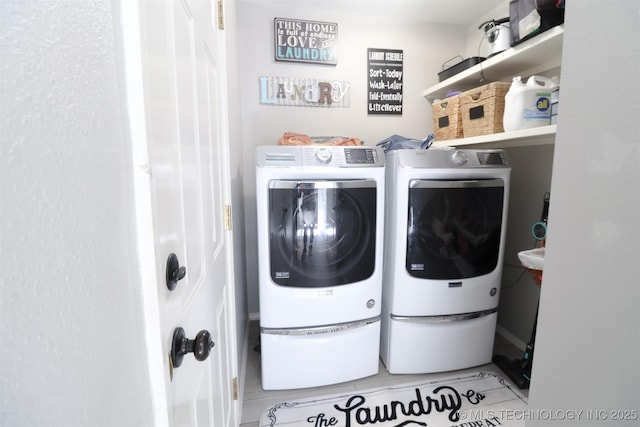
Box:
[477,151,507,165]
[449,150,509,167]
[315,147,333,163]
[451,150,468,166]
[302,147,382,167]
[344,148,378,165]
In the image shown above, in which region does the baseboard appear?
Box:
[237,317,252,417]
[248,312,260,321]
[496,325,527,352]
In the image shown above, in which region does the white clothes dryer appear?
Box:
[381,149,510,373]
[255,145,385,389]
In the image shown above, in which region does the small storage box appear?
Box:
[432,95,463,141]
[460,82,510,137]
[437,57,485,82]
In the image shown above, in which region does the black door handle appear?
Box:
[166,253,186,291]
[170,327,215,368]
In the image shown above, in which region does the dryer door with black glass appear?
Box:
[406,179,505,280]
[269,179,377,287]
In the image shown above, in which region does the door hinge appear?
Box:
[217,0,224,30]
[224,205,232,231]
[232,377,238,400]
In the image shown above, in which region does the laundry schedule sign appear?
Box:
[274,18,338,65]
[367,48,404,115]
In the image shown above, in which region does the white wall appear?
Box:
[1,1,155,425]
[238,2,469,315]
[528,0,640,422]
[237,0,552,348]
[460,0,552,348]
[498,145,553,346]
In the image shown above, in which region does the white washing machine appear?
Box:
[255,145,385,390]
[380,149,510,373]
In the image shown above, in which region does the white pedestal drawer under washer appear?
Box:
[380,148,511,374]
[255,145,385,390]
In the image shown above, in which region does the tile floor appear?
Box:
[239,321,527,426]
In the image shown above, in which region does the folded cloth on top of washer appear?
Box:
[278,132,362,146]
[376,134,434,152]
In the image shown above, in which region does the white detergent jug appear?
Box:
[503,75,557,132]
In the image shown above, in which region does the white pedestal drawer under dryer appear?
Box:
[380,148,511,374]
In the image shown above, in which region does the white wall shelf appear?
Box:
[425,25,563,149]
[431,125,556,149]
[423,25,564,102]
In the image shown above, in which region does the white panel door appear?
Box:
[135,0,237,425]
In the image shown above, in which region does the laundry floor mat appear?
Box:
[259,371,528,427]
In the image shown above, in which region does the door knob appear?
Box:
[166,253,186,291]
[170,327,215,368]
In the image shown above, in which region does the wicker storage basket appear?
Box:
[432,95,463,141]
[460,82,510,137]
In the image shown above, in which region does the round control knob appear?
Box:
[451,150,468,166]
[315,148,332,163]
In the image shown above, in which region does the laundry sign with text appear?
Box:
[259,76,351,107]
[274,18,338,65]
[367,48,404,115]
[260,372,529,427]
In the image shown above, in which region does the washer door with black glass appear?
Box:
[406,179,505,280]
[269,180,376,287]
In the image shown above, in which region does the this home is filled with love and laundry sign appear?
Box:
[274,18,338,65]
[264,18,347,107]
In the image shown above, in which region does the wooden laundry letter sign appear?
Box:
[275,18,338,65]
[259,76,350,108]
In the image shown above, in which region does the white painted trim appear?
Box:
[120,1,168,425]
[236,317,251,418]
